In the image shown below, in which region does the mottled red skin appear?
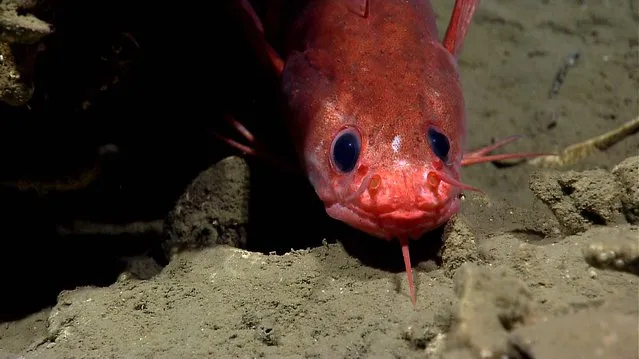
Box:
[280,0,467,240]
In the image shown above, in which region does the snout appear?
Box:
[326,168,462,239]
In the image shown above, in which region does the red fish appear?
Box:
[222,0,544,305]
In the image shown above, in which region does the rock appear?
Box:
[611,156,639,224]
[0,41,34,106]
[0,0,52,44]
[529,168,624,234]
[162,156,251,258]
[510,310,639,359]
[441,215,480,278]
[447,263,534,359]
[582,226,639,276]
[0,0,52,106]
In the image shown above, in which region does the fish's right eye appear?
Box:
[427,126,450,163]
[330,127,361,173]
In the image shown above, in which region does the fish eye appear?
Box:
[331,127,361,173]
[427,127,450,163]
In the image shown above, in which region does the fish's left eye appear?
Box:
[427,127,450,163]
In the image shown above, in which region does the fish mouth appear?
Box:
[325,197,460,240]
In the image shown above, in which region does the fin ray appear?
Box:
[443,0,480,57]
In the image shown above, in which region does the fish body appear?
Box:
[279,0,472,241]
[229,0,538,305]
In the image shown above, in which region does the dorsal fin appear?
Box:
[237,0,284,75]
[345,0,369,18]
[442,0,480,58]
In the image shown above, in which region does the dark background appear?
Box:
[0,0,305,320]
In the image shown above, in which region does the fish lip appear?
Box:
[355,193,457,217]
[326,197,460,239]
[377,209,433,221]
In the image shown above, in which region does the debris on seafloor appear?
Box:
[496,116,639,168]
[0,0,52,106]
[548,51,580,100]
[528,116,639,168]
[544,51,580,131]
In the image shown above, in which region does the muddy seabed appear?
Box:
[1,0,639,358]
